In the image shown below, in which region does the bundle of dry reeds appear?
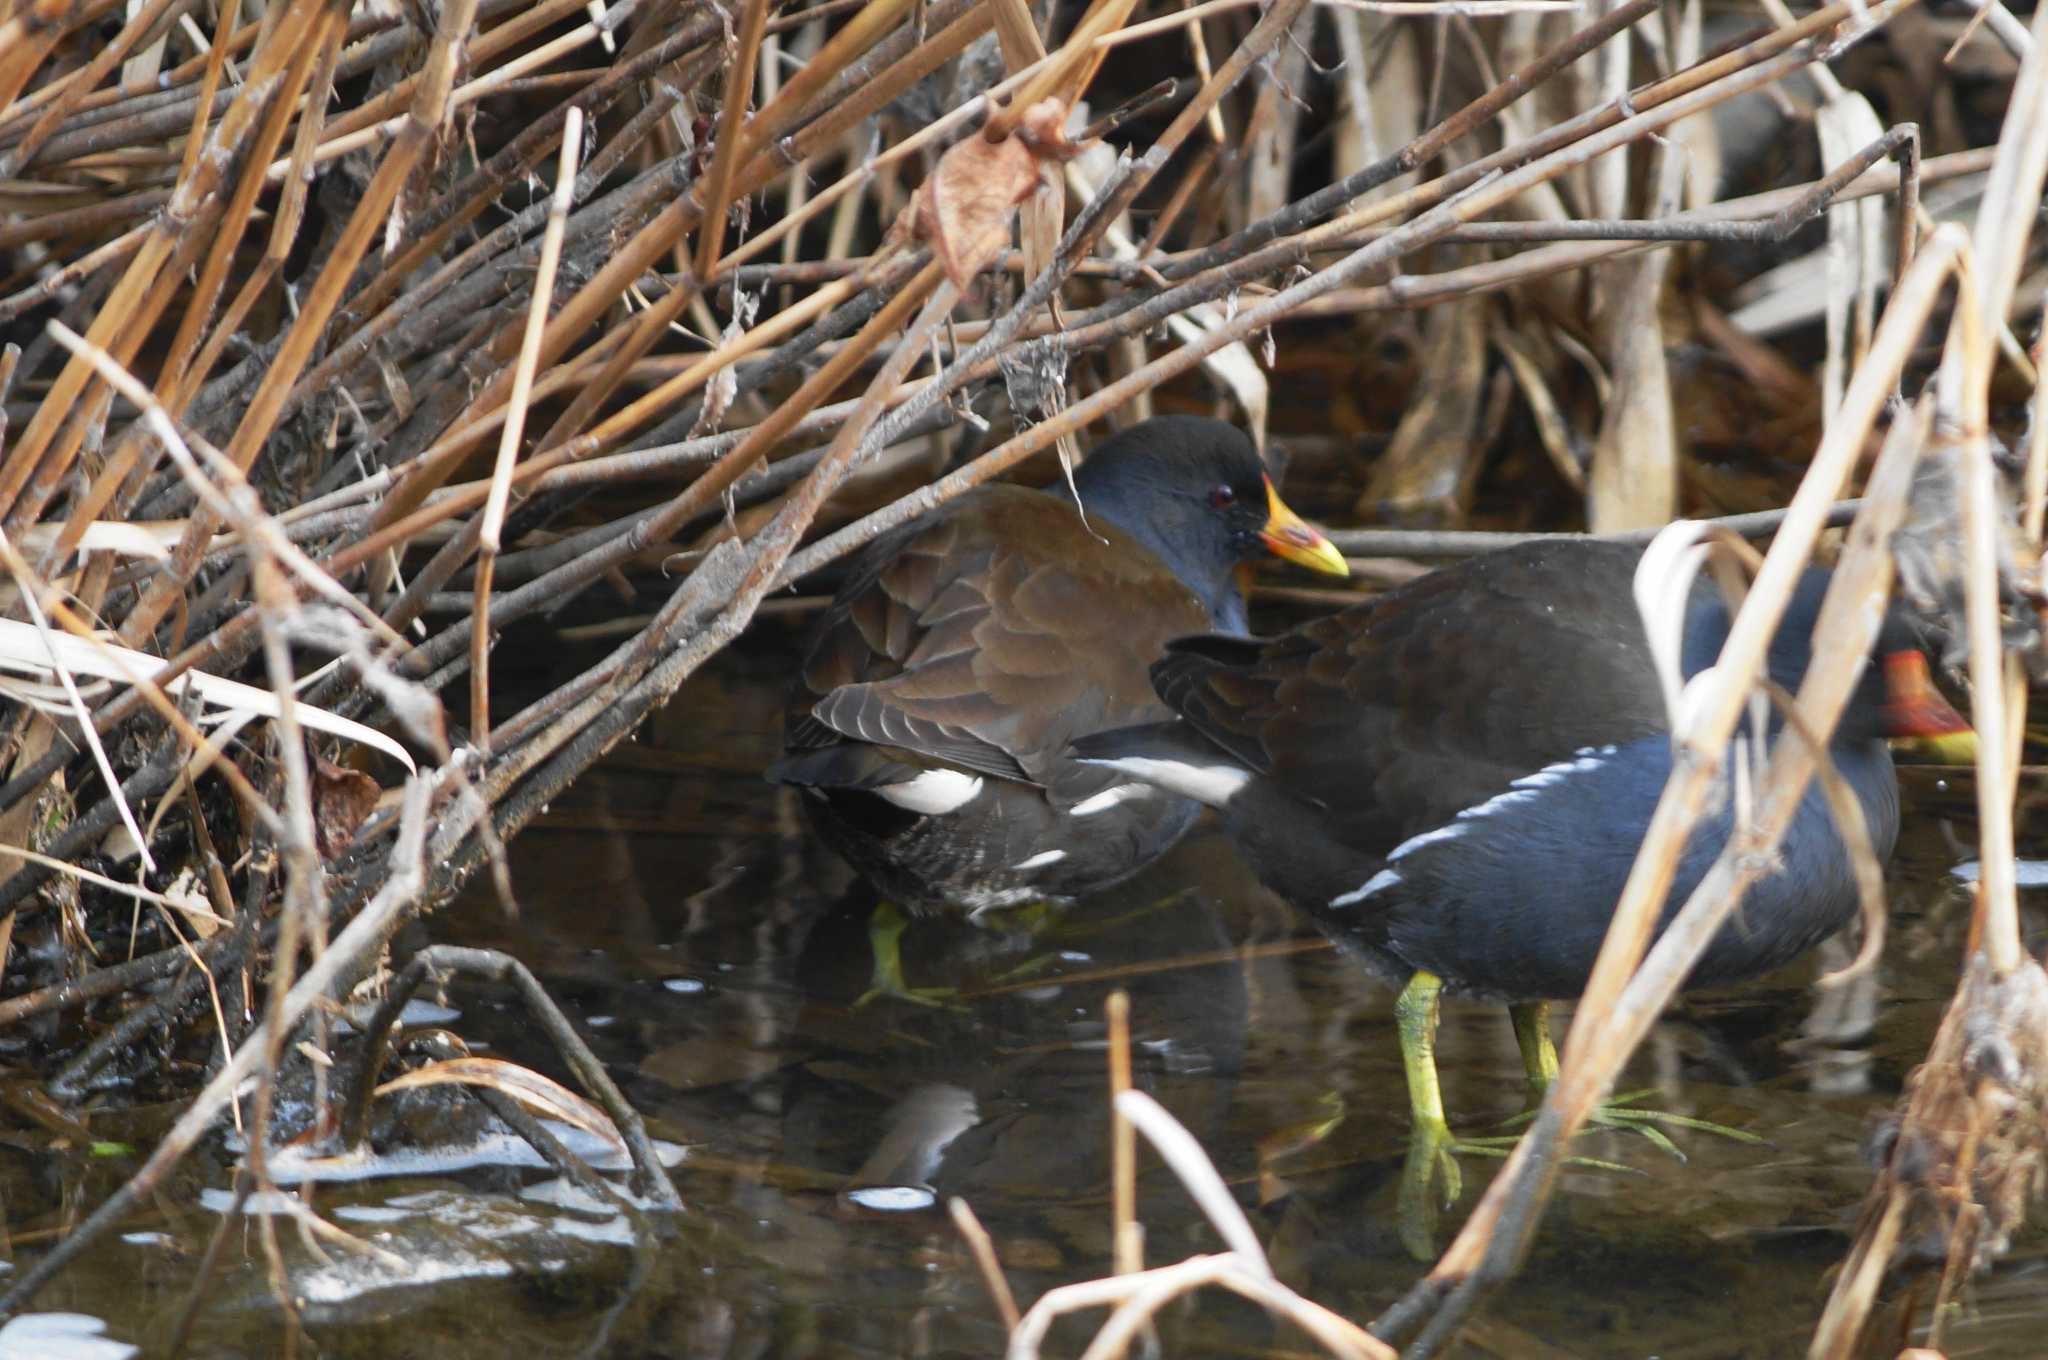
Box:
[0,0,2044,1348]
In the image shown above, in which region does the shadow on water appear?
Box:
[10,624,2047,1359]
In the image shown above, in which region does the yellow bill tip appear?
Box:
[1259,477,1349,578]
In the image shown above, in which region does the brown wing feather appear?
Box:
[790,486,1214,796]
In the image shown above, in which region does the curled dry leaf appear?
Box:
[375,1055,628,1152]
[909,99,1081,289]
[313,757,382,860]
[161,868,225,938]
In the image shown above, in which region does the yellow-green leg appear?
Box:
[1393,982,1643,1259]
[1511,1001,1559,1091]
[854,902,957,1008]
[1395,971,1510,1260]
[1504,1001,1763,1159]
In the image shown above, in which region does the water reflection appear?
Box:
[419,640,2028,1357]
[9,635,2039,1359]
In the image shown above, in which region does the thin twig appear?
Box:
[474,108,584,752]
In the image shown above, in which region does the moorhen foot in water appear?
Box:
[1071,530,1972,1254]
[768,415,1347,1003]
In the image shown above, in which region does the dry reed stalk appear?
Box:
[1936,0,2048,975]
[153,2,348,420]
[1584,0,1697,532]
[193,0,479,537]
[1804,6,2048,1350]
[1284,145,1974,322]
[41,15,348,569]
[0,5,323,531]
[474,108,585,752]
[0,774,442,1317]
[0,0,128,114]
[351,0,985,543]
[384,180,999,822]
[0,529,156,869]
[771,10,1876,583]
[1323,0,1907,247]
[9,304,466,1315]
[1808,949,2048,1358]
[710,263,962,628]
[33,323,426,859]
[693,0,771,281]
[95,0,471,643]
[989,0,1144,140]
[297,23,718,393]
[997,1084,1391,1360]
[1108,988,1140,1278]
[1376,224,1985,1357]
[0,0,195,178]
[949,1198,1023,1331]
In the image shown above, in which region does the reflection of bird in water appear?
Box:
[782,837,1256,1245]
[1793,933,1880,1097]
[1076,532,1970,1255]
[769,417,1344,1004]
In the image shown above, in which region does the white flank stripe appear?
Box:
[1072,755,1250,808]
[1330,868,1401,908]
[1012,850,1066,870]
[1387,821,1466,861]
[876,770,984,815]
[1386,747,1615,862]
[1069,783,1152,817]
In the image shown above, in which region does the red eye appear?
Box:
[1209,484,1237,509]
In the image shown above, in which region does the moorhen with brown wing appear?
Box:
[769,416,1347,1001]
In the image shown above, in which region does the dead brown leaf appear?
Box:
[313,757,381,860]
[376,1055,627,1152]
[910,99,1079,289]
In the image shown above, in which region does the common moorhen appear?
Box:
[769,415,1348,1000]
[1070,533,1970,1250]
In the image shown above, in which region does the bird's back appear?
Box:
[1156,539,1671,854]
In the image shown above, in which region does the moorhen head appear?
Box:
[768,416,1346,978]
[1071,532,1970,1251]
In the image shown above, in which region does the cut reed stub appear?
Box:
[1817,952,2048,1356]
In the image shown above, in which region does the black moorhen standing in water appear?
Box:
[1071,530,1972,1253]
[768,416,1348,1002]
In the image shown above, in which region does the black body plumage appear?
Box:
[1075,539,1905,1002]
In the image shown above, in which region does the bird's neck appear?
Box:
[1062,475,1248,632]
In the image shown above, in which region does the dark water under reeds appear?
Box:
[10,626,2048,1359]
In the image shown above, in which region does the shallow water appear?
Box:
[9,629,2046,1359]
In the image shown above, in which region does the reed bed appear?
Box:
[0,0,2042,1350]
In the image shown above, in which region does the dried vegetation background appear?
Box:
[0,0,2045,1350]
